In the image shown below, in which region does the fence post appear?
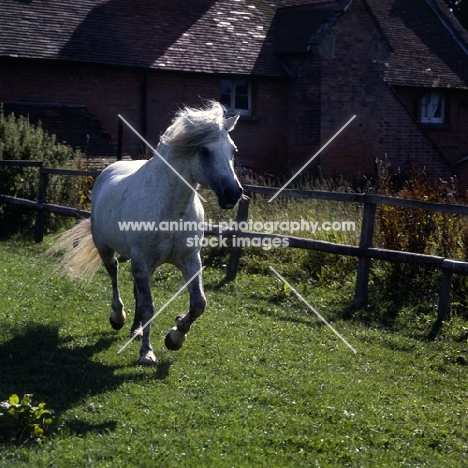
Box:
[34,167,48,243]
[225,196,250,282]
[438,262,453,322]
[353,200,376,307]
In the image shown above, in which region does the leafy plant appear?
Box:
[372,160,468,315]
[0,394,64,445]
[0,109,92,236]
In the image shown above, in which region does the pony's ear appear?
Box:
[224,114,240,132]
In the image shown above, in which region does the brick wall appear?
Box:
[288,0,454,184]
[0,57,290,175]
[145,72,290,174]
[282,55,322,173]
[395,86,468,168]
[0,57,142,157]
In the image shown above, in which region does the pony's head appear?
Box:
[161,101,243,209]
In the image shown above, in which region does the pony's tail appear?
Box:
[45,218,102,282]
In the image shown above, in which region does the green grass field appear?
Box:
[0,235,467,467]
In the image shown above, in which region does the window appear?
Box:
[420,92,445,124]
[220,79,251,115]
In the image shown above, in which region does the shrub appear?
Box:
[376,160,464,256]
[374,160,468,314]
[0,109,92,236]
[0,394,64,445]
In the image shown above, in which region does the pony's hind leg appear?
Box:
[101,249,126,330]
[165,253,206,351]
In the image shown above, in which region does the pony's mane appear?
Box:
[160,101,225,157]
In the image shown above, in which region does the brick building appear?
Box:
[1,0,468,188]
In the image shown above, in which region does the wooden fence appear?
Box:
[1,161,468,322]
[206,184,468,323]
[0,161,99,242]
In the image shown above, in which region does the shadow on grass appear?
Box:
[339,300,449,341]
[0,323,159,439]
[153,360,172,380]
[338,300,403,327]
[255,281,448,342]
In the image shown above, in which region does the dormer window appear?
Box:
[420,91,445,124]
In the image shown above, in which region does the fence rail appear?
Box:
[1,162,468,323]
[243,184,468,215]
[0,161,100,241]
[214,184,468,322]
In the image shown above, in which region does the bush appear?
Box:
[0,394,64,445]
[376,161,464,256]
[0,110,92,236]
[374,161,468,315]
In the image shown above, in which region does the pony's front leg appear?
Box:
[130,282,144,339]
[165,254,206,351]
[132,260,157,366]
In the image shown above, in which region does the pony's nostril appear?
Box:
[224,185,241,201]
[219,184,242,209]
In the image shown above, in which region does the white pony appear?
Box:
[50,101,242,365]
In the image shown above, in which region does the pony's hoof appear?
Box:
[165,327,186,351]
[109,311,126,330]
[138,350,158,366]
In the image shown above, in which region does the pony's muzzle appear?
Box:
[217,182,243,209]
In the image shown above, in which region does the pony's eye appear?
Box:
[199,146,210,157]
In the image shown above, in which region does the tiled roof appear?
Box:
[0,0,284,76]
[1,102,117,162]
[366,0,468,88]
[1,0,468,87]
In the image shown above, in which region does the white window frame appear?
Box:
[421,91,445,124]
[220,79,252,116]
